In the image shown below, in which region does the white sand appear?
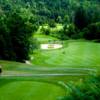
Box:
[25,60,32,65]
[41,44,62,50]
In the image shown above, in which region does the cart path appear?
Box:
[0,68,97,77]
[1,73,90,77]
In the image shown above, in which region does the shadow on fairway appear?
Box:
[0,79,14,87]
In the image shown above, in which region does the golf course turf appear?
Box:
[0,38,100,100]
[32,40,100,70]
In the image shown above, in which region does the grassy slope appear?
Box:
[0,32,100,100]
[32,35,100,71]
[0,40,99,100]
[33,24,100,69]
[0,61,65,100]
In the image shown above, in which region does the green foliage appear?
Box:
[0,11,16,60]
[51,24,78,40]
[63,24,79,39]
[59,74,100,100]
[82,1,100,24]
[41,26,51,35]
[48,20,56,28]
[63,15,70,24]
[0,7,38,62]
[0,0,99,25]
[74,1,100,30]
[82,22,100,40]
[74,6,88,30]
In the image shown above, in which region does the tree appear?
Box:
[41,26,51,35]
[82,22,100,40]
[59,24,78,39]
[0,7,37,62]
[48,20,56,28]
[8,8,36,62]
[74,6,88,30]
[0,11,15,60]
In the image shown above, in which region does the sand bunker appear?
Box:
[41,44,62,50]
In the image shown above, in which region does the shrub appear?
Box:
[59,74,100,100]
[82,22,100,40]
[41,27,51,35]
[74,6,88,30]
[48,20,56,28]
[62,24,79,39]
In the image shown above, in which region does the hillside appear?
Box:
[0,0,100,24]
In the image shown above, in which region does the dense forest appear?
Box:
[0,0,100,24]
[0,0,100,61]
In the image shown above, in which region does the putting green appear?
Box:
[0,80,65,100]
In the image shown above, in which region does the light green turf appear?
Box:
[0,80,65,100]
[0,60,87,100]
[0,60,66,100]
[32,40,100,70]
[34,34,58,43]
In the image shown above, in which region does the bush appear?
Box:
[0,13,16,60]
[82,22,100,40]
[62,24,79,39]
[48,20,56,28]
[49,24,79,40]
[59,74,100,100]
[74,6,88,30]
[41,27,51,35]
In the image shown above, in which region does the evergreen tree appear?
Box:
[74,6,88,30]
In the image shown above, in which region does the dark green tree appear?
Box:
[74,6,88,30]
[0,7,37,62]
[8,8,35,62]
[82,22,100,40]
[0,11,15,60]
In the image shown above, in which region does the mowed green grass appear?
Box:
[0,33,100,100]
[34,34,58,43]
[0,80,65,100]
[0,61,65,100]
[32,40,100,70]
